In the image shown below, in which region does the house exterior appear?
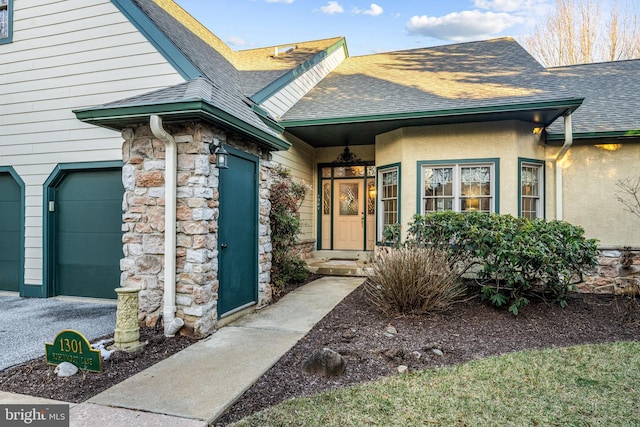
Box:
[1,0,638,337]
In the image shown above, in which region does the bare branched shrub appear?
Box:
[365,246,467,315]
[616,176,640,219]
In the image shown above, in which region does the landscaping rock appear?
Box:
[54,362,78,378]
[301,348,346,377]
[397,365,409,374]
[431,348,444,357]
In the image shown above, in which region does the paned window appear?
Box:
[520,162,544,219]
[378,167,399,239]
[0,0,11,43]
[421,162,495,213]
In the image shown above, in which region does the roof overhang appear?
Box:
[74,100,291,151]
[280,98,584,147]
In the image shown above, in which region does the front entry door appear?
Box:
[333,179,364,250]
[217,148,258,317]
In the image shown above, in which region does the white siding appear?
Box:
[0,0,186,286]
[261,47,346,120]
[272,136,316,240]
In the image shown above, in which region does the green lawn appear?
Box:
[235,341,640,426]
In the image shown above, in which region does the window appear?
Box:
[378,166,399,240]
[520,161,544,219]
[420,160,497,214]
[0,0,12,44]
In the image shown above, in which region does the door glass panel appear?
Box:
[323,182,331,215]
[339,183,359,215]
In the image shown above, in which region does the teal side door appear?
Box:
[53,168,123,299]
[217,149,258,317]
[0,172,21,292]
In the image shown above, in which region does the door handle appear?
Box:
[221,243,228,249]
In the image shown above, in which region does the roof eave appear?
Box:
[282,98,585,128]
[74,101,291,151]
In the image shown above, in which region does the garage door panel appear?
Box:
[0,173,21,292]
[54,168,123,299]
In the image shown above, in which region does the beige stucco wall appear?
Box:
[554,143,640,247]
[376,121,545,234]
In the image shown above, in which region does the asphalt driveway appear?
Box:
[0,296,117,370]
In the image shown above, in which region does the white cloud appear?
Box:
[406,10,524,42]
[320,1,344,14]
[354,3,383,16]
[227,36,249,47]
[266,0,294,3]
[473,0,552,15]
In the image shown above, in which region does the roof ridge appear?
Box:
[547,58,640,69]
[237,36,345,53]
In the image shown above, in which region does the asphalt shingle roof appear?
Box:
[234,37,344,97]
[547,60,640,135]
[118,0,281,139]
[282,38,579,122]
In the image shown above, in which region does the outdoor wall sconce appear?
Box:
[210,140,229,169]
[368,183,377,199]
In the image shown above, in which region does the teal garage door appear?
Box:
[0,172,21,292]
[54,169,123,299]
[217,150,258,317]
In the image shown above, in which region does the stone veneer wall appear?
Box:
[119,122,274,338]
[578,247,640,295]
[293,238,316,260]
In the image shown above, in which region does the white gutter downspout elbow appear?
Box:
[149,115,182,337]
[555,113,573,221]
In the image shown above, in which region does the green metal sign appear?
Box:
[45,329,102,372]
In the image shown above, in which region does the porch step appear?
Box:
[306,252,374,277]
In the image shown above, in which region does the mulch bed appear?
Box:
[0,324,195,403]
[1,278,639,426]
[214,285,640,425]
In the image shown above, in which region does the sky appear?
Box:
[173,0,560,56]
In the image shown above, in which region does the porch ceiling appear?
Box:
[282,99,583,147]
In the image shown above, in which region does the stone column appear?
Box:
[111,287,145,352]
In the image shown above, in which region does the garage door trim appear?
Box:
[43,161,124,298]
[0,166,25,295]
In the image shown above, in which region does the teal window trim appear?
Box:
[42,161,124,298]
[416,158,500,215]
[0,0,13,44]
[376,163,401,245]
[518,158,546,219]
[0,166,25,294]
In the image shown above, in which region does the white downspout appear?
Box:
[149,115,182,337]
[555,113,573,221]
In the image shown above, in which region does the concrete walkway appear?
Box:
[2,276,363,426]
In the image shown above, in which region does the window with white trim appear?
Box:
[0,0,11,42]
[378,167,399,239]
[520,162,543,219]
[421,162,495,213]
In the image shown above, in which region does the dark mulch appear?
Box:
[0,324,195,403]
[214,285,640,425]
[1,278,639,427]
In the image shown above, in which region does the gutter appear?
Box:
[555,113,573,221]
[149,115,183,337]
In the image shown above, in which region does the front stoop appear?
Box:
[306,251,373,277]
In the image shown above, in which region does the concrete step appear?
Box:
[306,255,373,277]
